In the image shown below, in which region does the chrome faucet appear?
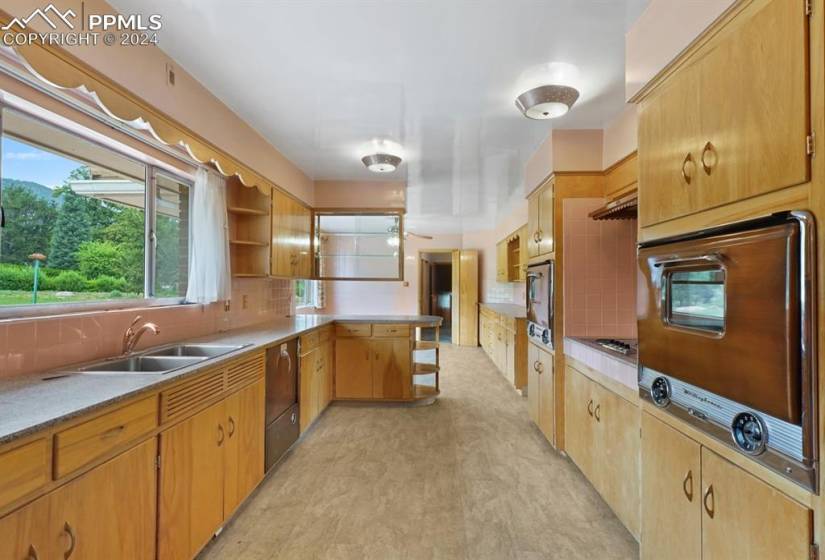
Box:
[122,316,160,355]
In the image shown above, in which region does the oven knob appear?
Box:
[541,329,550,345]
[731,412,767,455]
[650,376,671,408]
[529,324,535,337]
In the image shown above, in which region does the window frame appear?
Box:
[662,266,726,335]
[0,102,194,319]
[294,279,318,310]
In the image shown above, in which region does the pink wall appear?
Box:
[524,129,604,195]
[602,105,638,169]
[563,199,637,339]
[626,0,735,100]
[4,0,315,205]
[314,180,406,209]
[0,278,292,378]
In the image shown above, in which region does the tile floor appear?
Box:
[201,344,638,560]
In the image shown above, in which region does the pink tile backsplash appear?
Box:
[0,277,293,379]
[563,198,638,340]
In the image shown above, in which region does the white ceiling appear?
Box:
[111,0,648,233]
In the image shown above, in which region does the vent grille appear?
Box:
[589,193,638,221]
[226,353,265,391]
[161,369,226,423]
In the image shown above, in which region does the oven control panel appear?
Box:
[527,321,553,351]
[731,412,768,455]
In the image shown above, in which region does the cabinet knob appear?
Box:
[682,469,694,502]
[63,521,76,559]
[701,141,716,175]
[681,153,694,185]
[703,484,715,518]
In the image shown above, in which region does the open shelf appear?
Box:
[414,340,438,351]
[413,363,439,375]
[227,176,271,278]
[413,384,440,399]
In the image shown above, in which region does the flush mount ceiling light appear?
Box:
[362,153,402,173]
[515,84,580,119]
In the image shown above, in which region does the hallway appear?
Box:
[202,344,638,560]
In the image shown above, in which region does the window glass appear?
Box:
[154,173,190,297]
[667,268,725,332]
[315,213,402,280]
[294,279,316,308]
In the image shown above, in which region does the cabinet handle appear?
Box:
[27,545,39,560]
[63,522,76,559]
[682,469,694,502]
[701,141,716,175]
[703,484,715,518]
[227,416,236,438]
[102,424,125,439]
[533,231,540,243]
[587,399,594,417]
[536,362,544,374]
[537,230,543,242]
[681,153,694,185]
[217,424,225,447]
[533,360,540,371]
[594,403,601,422]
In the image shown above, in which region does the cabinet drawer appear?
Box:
[318,326,333,344]
[373,324,410,338]
[501,315,516,331]
[335,323,372,337]
[54,396,158,479]
[300,331,320,353]
[0,438,49,509]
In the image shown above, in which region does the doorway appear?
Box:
[418,249,478,346]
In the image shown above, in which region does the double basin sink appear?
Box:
[59,343,251,376]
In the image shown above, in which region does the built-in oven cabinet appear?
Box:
[641,412,813,560]
[527,342,554,444]
[527,177,554,258]
[637,0,810,227]
[564,364,640,539]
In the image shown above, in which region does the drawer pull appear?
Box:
[27,545,39,560]
[227,416,236,438]
[701,141,716,175]
[703,484,715,518]
[683,469,694,502]
[63,522,76,559]
[217,424,225,447]
[587,399,594,417]
[102,425,125,439]
[681,153,694,185]
[594,403,601,422]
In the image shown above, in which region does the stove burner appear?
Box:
[594,338,634,355]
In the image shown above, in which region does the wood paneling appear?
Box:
[604,152,638,199]
[458,250,479,346]
[53,396,157,479]
[334,337,373,399]
[0,438,49,511]
[641,412,701,560]
[226,353,266,392]
[161,367,226,424]
[224,379,265,517]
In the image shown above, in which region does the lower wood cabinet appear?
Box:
[641,412,813,560]
[564,364,640,538]
[335,336,411,400]
[159,378,265,560]
[300,337,333,433]
[479,307,527,390]
[527,342,554,444]
[0,437,157,560]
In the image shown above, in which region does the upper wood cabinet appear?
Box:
[495,226,528,283]
[271,189,312,279]
[495,240,507,282]
[637,0,810,227]
[527,179,554,258]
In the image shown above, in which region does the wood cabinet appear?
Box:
[495,226,528,283]
[637,0,810,227]
[564,364,640,538]
[300,332,334,432]
[527,179,554,258]
[227,176,271,278]
[527,342,554,444]
[334,337,373,399]
[159,379,265,560]
[271,189,312,279]
[479,305,527,390]
[641,412,813,560]
[0,438,157,560]
[335,333,411,400]
[496,240,507,283]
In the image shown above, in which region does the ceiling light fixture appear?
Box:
[362,153,402,173]
[515,84,580,120]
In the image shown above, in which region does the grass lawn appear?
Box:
[0,290,141,306]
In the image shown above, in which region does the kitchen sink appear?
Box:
[75,355,207,374]
[143,343,249,358]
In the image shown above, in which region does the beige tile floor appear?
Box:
[201,344,638,560]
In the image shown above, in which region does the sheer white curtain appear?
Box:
[185,168,231,304]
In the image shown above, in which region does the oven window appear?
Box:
[667,269,725,333]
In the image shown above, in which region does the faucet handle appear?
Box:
[129,315,143,328]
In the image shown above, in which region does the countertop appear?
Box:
[479,302,527,319]
[565,337,637,367]
[564,336,638,392]
[0,314,441,446]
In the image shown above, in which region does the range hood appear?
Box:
[589,192,638,221]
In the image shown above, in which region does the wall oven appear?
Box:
[638,211,817,491]
[527,260,554,350]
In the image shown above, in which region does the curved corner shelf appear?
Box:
[414,340,438,351]
[413,362,439,375]
[412,384,440,401]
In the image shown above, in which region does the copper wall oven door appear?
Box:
[638,213,811,425]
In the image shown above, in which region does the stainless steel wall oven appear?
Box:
[527,260,554,350]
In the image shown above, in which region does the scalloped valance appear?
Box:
[0,10,272,195]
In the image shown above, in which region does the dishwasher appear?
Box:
[264,338,299,472]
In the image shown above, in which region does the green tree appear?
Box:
[0,185,57,264]
[76,240,123,279]
[103,206,145,293]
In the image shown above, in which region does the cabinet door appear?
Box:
[701,447,812,560]
[224,379,265,517]
[537,181,554,255]
[321,340,333,409]
[638,63,702,226]
[564,366,595,479]
[597,389,640,538]
[527,190,541,258]
[271,191,292,278]
[299,348,318,431]
[51,438,157,560]
[640,412,701,560]
[493,324,505,371]
[0,491,55,560]
[496,241,507,282]
[503,330,516,386]
[159,400,226,560]
[537,347,554,443]
[698,0,809,211]
[296,204,313,278]
[372,338,411,400]
[335,338,373,399]
[527,343,541,426]
[517,226,527,281]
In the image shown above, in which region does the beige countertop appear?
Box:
[0,314,441,445]
[479,302,527,319]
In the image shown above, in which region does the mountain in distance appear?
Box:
[2,178,58,203]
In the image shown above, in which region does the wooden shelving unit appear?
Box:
[226,176,271,278]
[412,321,441,403]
